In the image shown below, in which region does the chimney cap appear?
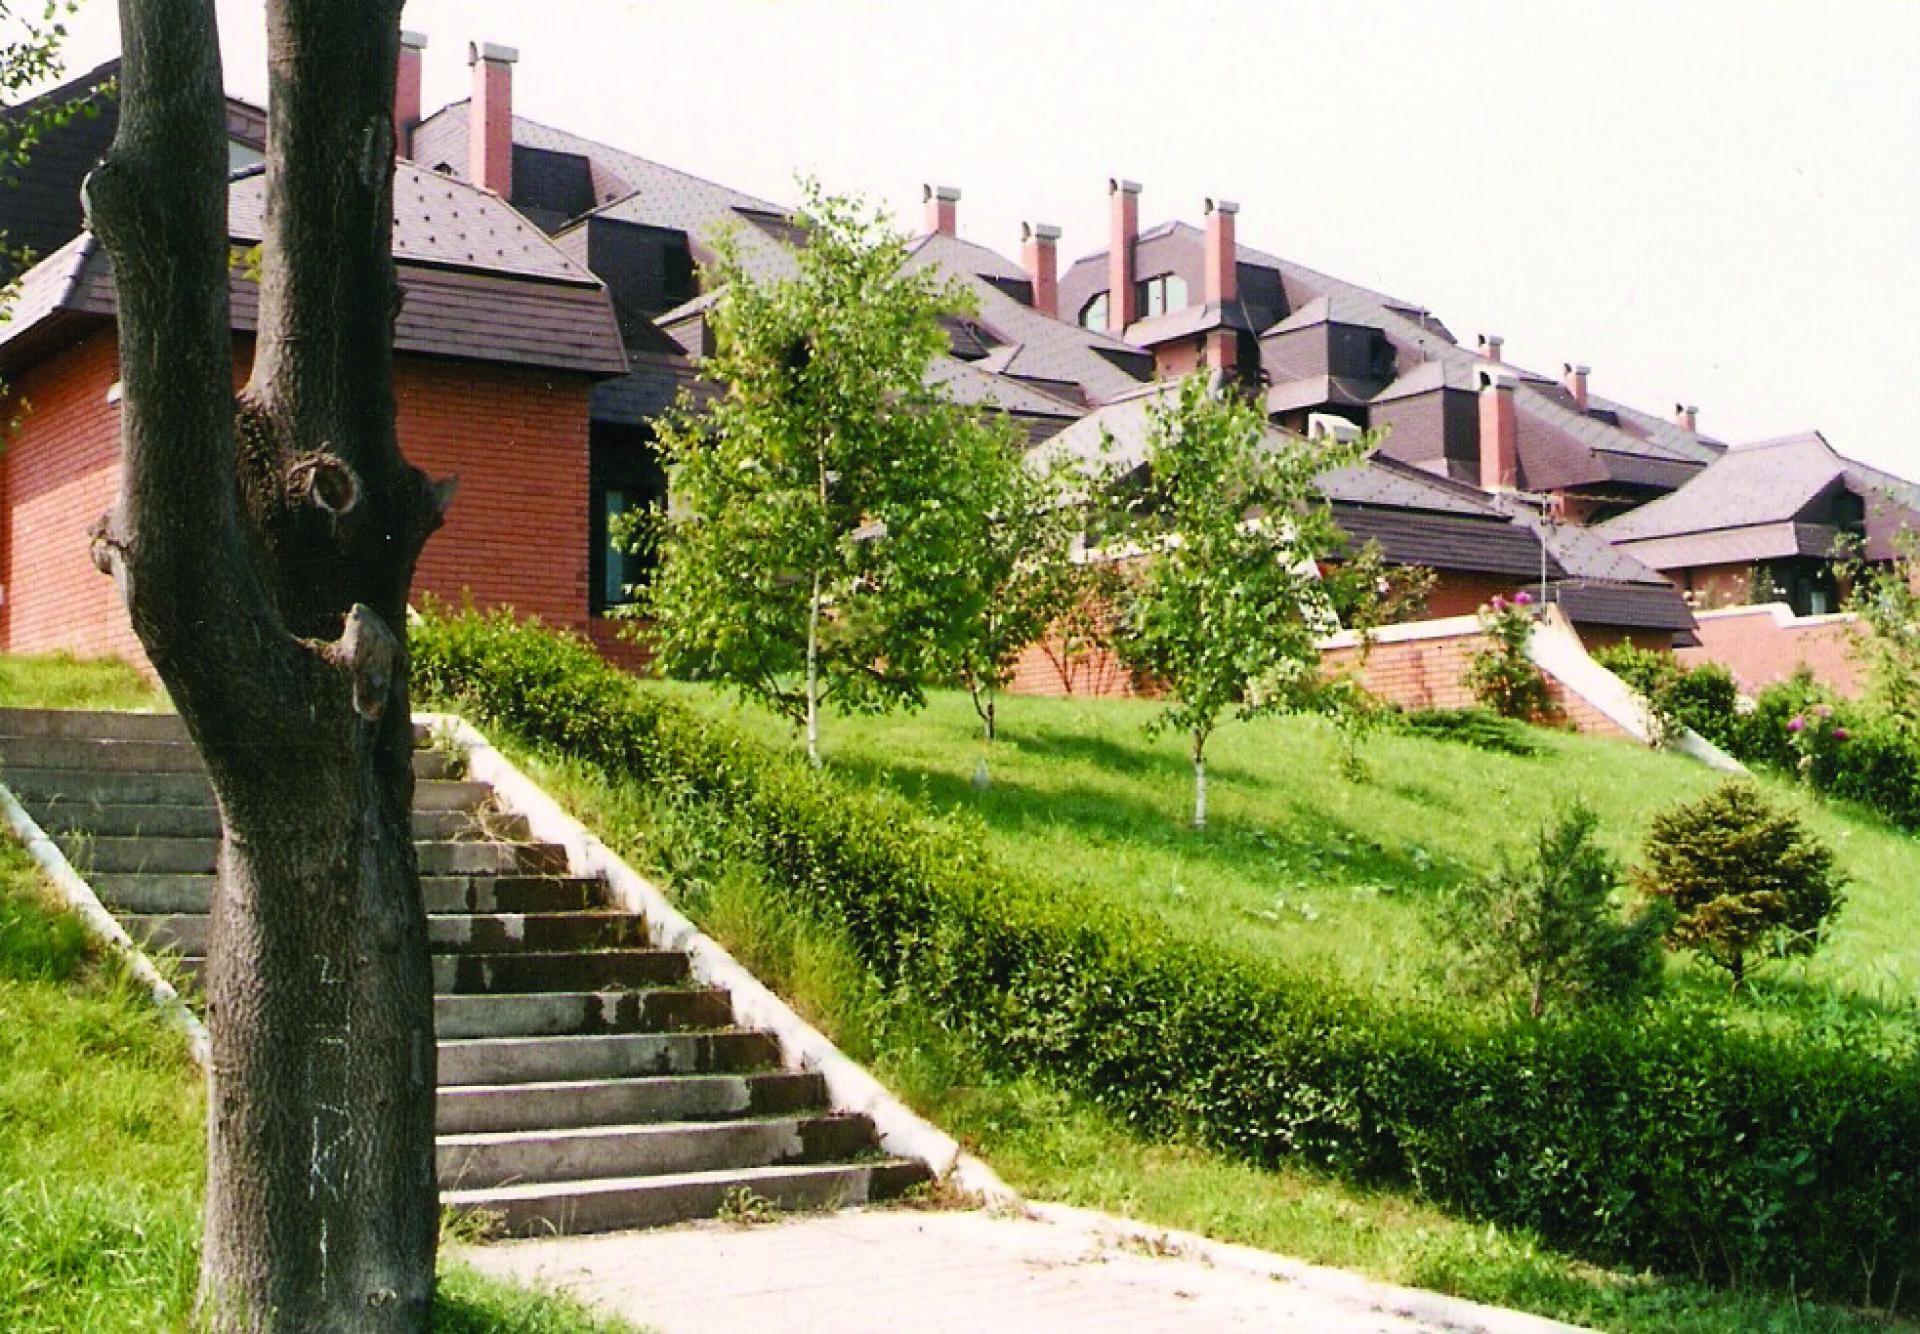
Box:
[1564,362,1590,376]
[1479,371,1519,391]
[1204,197,1240,215]
[1109,177,1142,195]
[1478,333,1505,349]
[1022,222,1062,242]
[401,30,429,50]
[923,183,962,203]
[469,41,519,65]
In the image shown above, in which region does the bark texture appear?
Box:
[85,1,446,1327]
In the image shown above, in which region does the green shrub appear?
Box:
[411,608,1920,1310]
[1635,783,1846,987]
[1463,596,1554,722]
[1396,707,1539,757]
[1722,675,1920,829]
[1433,805,1668,1018]
[1592,644,1741,751]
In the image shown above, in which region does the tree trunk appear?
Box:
[1191,729,1208,830]
[86,2,447,1328]
[806,568,823,767]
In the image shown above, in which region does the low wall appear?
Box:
[1678,604,1865,697]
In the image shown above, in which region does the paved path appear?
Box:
[462,1205,1586,1334]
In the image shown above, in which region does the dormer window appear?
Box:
[1135,272,1188,319]
[1078,292,1108,331]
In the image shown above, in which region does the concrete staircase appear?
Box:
[0,707,928,1235]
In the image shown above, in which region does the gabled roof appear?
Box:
[1598,431,1920,568]
[900,232,1152,407]
[0,162,627,378]
[411,102,797,281]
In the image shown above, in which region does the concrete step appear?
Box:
[434,950,691,995]
[0,709,431,747]
[436,1112,876,1191]
[438,1030,780,1086]
[94,873,605,916]
[0,768,490,811]
[434,989,734,1040]
[26,802,522,842]
[0,709,186,742]
[171,948,691,994]
[64,835,565,877]
[437,1071,828,1135]
[0,735,453,777]
[440,1159,929,1236]
[125,912,649,958]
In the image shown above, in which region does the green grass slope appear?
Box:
[669,686,1918,1026]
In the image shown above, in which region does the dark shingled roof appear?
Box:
[1600,431,1920,568]
[0,163,627,378]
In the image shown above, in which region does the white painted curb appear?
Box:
[0,777,211,1069]
[419,712,1017,1206]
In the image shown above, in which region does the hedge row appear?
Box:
[412,610,1919,1309]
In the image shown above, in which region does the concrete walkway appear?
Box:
[462,1205,1587,1334]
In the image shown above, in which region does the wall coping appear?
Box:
[1691,601,1859,630]
[422,711,1018,1206]
[1318,611,1482,652]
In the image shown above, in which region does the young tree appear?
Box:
[1634,782,1846,988]
[941,439,1086,745]
[645,184,1004,766]
[85,3,447,1326]
[1101,374,1369,829]
[1839,528,1920,740]
[1435,803,1668,1018]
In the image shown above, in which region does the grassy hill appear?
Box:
[669,684,1918,1029]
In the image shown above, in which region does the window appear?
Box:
[1135,272,1188,319]
[1078,292,1108,331]
[599,487,649,609]
[590,424,668,614]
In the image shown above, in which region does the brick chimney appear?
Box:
[1675,402,1699,432]
[468,41,518,197]
[1022,222,1061,319]
[1564,362,1590,410]
[1479,372,1520,491]
[1477,333,1504,363]
[1203,197,1239,372]
[395,31,427,159]
[1108,177,1140,334]
[923,184,960,238]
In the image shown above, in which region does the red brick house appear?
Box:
[0,159,626,664]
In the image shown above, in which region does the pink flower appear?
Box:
[1787,716,1807,733]
[1813,704,1833,719]
[1489,596,1507,612]
[1832,727,1850,741]
[1512,590,1533,606]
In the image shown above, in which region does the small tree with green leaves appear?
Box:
[938,427,1084,747]
[1435,803,1668,1018]
[1634,782,1846,988]
[1840,528,1920,741]
[1465,592,1556,722]
[1100,375,1372,828]
[644,183,1006,766]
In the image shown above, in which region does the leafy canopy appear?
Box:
[644,182,1012,751]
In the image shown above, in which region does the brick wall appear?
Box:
[1,331,594,664]
[0,329,141,662]
[1678,604,1866,696]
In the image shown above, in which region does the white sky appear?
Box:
[46,0,1920,474]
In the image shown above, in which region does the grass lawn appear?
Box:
[0,651,170,714]
[666,684,1919,1032]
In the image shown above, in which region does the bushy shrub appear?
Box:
[1396,707,1540,757]
[412,608,1920,1310]
[1635,782,1846,987]
[1722,674,1920,828]
[1464,595,1555,722]
[1592,643,1740,750]
[1434,805,1668,1018]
